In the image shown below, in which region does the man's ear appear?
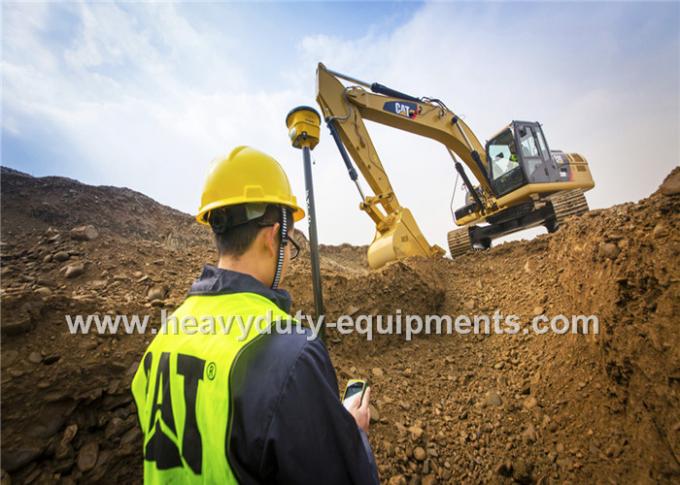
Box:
[262,223,280,257]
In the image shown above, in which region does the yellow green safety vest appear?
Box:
[131,292,291,484]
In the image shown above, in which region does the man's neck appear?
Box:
[217,254,270,288]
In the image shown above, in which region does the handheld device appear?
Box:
[342,379,367,409]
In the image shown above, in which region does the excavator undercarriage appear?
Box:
[448,188,590,257]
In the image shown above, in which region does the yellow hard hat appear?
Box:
[196,146,305,224]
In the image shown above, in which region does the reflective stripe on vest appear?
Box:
[131,292,292,484]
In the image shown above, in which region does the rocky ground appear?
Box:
[1,166,679,484]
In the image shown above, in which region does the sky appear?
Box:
[2,1,679,250]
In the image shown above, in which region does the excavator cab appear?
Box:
[448,120,593,256]
[486,121,561,197]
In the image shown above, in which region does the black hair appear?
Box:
[209,204,293,257]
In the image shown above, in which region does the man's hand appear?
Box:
[347,387,371,434]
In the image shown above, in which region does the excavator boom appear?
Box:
[316,63,488,267]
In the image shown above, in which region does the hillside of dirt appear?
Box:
[1,165,679,484]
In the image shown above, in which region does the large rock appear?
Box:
[120,427,141,446]
[659,168,680,196]
[413,446,427,461]
[77,442,99,472]
[63,262,85,279]
[53,251,70,262]
[70,225,99,241]
[1,315,33,336]
[523,396,539,410]
[147,286,166,302]
[0,293,44,336]
[28,352,42,364]
[1,447,43,472]
[34,287,53,298]
[104,417,135,440]
[601,242,620,259]
[62,424,78,446]
[483,390,503,407]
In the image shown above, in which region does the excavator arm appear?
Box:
[316,63,493,268]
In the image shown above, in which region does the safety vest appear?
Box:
[131,292,292,484]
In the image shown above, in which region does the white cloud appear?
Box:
[2,2,261,219]
[2,1,678,253]
[294,2,679,248]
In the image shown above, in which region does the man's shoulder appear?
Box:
[231,320,329,384]
[243,324,326,375]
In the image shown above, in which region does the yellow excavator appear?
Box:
[315,63,595,269]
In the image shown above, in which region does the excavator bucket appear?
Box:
[367,208,444,269]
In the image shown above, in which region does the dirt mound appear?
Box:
[1,166,678,484]
[411,170,679,484]
[0,167,210,250]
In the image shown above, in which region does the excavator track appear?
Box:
[447,227,472,258]
[447,189,589,257]
[547,189,589,231]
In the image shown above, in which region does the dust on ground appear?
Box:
[1,166,679,484]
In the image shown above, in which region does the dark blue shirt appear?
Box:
[189,265,380,485]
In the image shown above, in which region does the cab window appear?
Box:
[536,128,549,158]
[488,129,519,181]
[519,127,539,158]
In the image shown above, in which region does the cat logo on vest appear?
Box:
[142,351,206,474]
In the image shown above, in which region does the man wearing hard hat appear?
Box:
[131,146,379,484]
